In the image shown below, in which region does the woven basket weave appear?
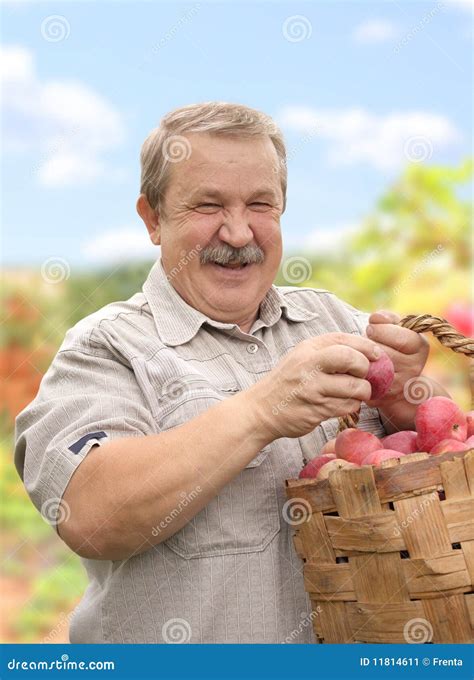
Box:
[285,314,474,643]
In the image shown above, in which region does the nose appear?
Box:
[218,209,254,248]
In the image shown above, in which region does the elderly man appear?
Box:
[15,102,448,644]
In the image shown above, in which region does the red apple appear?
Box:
[430,439,470,455]
[320,438,337,455]
[381,431,418,454]
[335,428,381,465]
[299,454,336,479]
[466,411,474,438]
[366,352,395,400]
[415,397,467,453]
[362,449,406,465]
[465,435,474,448]
[316,458,358,481]
[444,302,474,337]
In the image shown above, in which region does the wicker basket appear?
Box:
[285,314,474,643]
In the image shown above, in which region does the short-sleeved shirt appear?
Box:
[14,259,386,644]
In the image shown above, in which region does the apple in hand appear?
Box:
[415,397,467,453]
[366,352,395,400]
[335,428,381,465]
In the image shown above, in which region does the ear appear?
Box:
[136,194,161,245]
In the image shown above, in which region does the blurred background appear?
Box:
[1,0,472,643]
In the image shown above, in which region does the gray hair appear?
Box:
[139,102,287,213]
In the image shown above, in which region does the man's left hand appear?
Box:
[364,309,434,432]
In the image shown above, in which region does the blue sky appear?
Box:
[2,0,472,268]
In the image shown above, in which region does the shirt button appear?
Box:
[247,343,259,354]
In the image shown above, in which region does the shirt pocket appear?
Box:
[155,382,280,559]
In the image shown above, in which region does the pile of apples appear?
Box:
[299,396,474,480]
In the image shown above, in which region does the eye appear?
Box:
[249,202,272,210]
[195,203,222,212]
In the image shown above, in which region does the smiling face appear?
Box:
[137,132,284,331]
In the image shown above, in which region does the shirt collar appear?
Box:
[142,259,318,346]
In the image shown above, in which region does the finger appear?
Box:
[311,332,381,362]
[316,345,371,379]
[319,373,372,402]
[368,310,401,325]
[366,323,428,355]
[321,397,365,419]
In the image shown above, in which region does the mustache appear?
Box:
[200,243,265,266]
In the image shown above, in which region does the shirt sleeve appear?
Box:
[14,346,156,528]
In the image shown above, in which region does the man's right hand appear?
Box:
[248,332,381,440]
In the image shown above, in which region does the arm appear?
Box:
[60,390,271,560]
[60,333,381,561]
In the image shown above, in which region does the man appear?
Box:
[14,102,448,644]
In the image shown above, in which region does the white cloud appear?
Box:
[304,223,360,254]
[353,19,398,44]
[444,0,473,10]
[82,227,159,264]
[1,45,125,186]
[278,106,460,171]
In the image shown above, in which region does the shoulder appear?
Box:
[276,285,371,334]
[58,291,160,358]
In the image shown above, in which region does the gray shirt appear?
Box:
[14,259,386,643]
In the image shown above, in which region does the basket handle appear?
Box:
[338,313,474,432]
